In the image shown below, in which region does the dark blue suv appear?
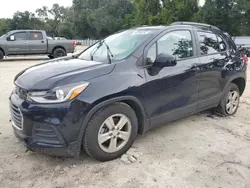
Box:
[10,22,247,161]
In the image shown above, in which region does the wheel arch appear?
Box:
[222,73,246,99]
[0,47,5,55]
[52,46,66,54]
[77,96,149,145]
[231,77,246,96]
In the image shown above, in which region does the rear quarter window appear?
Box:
[197,31,219,55]
[217,35,227,52]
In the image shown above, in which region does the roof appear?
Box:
[134,22,220,32]
[134,25,167,30]
[9,30,45,33]
[171,22,220,30]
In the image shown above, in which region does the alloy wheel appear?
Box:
[98,114,132,153]
[226,90,239,115]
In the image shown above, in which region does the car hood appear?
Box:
[15,57,115,90]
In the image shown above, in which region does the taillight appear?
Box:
[72,41,76,47]
[241,56,248,64]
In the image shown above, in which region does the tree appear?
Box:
[161,0,199,24]
[72,0,134,38]
[132,0,162,25]
[36,6,49,21]
[1,0,250,39]
[0,19,11,36]
[9,11,43,30]
[197,0,239,34]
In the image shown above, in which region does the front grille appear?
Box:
[10,103,23,130]
[15,87,27,100]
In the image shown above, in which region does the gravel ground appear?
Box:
[0,52,250,188]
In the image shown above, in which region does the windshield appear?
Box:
[0,34,6,39]
[78,29,156,63]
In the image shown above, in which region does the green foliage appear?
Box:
[1,0,250,38]
[9,11,44,30]
[0,19,11,35]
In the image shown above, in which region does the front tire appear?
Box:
[217,83,240,116]
[83,102,138,161]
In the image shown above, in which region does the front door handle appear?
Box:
[24,41,28,44]
[41,41,44,43]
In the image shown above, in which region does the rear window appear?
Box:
[29,32,43,40]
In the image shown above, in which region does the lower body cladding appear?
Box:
[9,93,90,157]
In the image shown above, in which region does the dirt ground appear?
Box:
[0,50,250,188]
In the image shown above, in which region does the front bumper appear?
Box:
[9,92,90,157]
[13,129,81,157]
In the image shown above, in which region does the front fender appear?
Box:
[0,45,6,55]
[76,95,149,148]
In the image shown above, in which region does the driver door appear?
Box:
[6,31,29,55]
[142,29,200,127]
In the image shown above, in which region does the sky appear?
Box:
[0,0,206,19]
[200,0,205,6]
[0,0,72,18]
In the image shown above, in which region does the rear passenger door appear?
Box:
[195,29,229,110]
[27,31,47,54]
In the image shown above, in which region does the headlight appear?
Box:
[28,82,89,103]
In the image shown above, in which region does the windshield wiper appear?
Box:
[103,41,114,64]
[90,40,114,64]
[90,40,104,61]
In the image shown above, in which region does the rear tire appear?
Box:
[83,102,138,162]
[0,50,4,61]
[53,48,66,58]
[217,83,240,116]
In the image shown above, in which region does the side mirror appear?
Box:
[154,53,177,68]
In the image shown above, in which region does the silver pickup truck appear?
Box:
[0,30,75,60]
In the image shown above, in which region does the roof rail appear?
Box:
[171,21,220,30]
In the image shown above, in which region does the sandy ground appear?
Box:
[0,50,250,188]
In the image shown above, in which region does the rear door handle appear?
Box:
[24,41,28,44]
[41,41,44,43]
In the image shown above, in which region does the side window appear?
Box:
[29,32,43,40]
[158,30,193,59]
[13,32,27,41]
[217,35,227,52]
[198,31,219,55]
[146,30,193,64]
